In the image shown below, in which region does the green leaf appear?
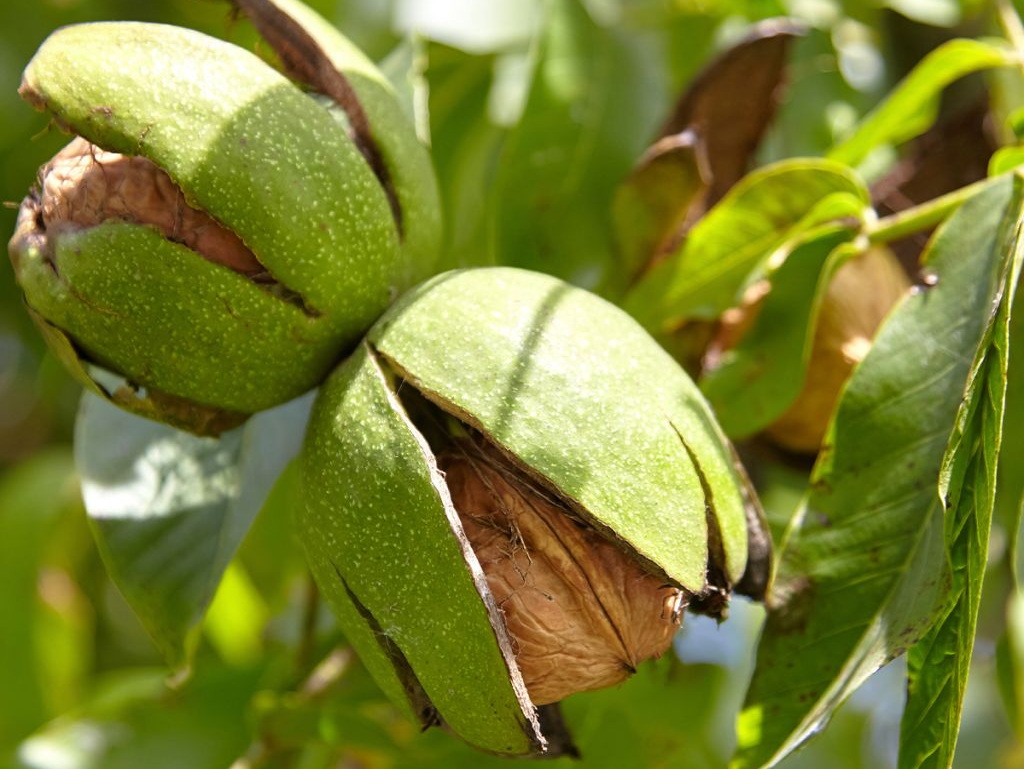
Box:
[379,36,431,145]
[490,0,666,291]
[884,0,962,26]
[202,561,269,666]
[700,226,855,439]
[625,159,869,331]
[74,390,313,668]
[13,665,261,769]
[897,174,1024,769]
[733,177,1015,769]
[996,234,1024,590]
[990,146,1024,177]
[828,39,1015,168]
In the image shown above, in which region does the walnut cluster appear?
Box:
[439,445,683,706]
[16,136,260,274]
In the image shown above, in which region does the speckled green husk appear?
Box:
[249,0,441,286]
[300,267,751,755]
[11,18,439,428]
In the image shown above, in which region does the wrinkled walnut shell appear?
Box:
[440,444,683,705]
[19,136,261,275]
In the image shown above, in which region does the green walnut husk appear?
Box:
[300,267,767,756]
[9,3,440,435]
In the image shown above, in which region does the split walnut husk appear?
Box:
[15,137,261,276]
[439,439,683,706]
[299,267,768,756]
[9,8,439,434]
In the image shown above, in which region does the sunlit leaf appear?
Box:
[734,177,1015,769]
[829,39,1015,168]
[898,174,1024,769]
[700,226,855,439]
[991,146,1024,177]
[884,0,962,27]
[203,562,270,666]
[235,455,307,606]
[74,391,313,668]
[625,159,869,331]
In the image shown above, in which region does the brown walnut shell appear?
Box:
[21,136,261,275]
[439,442,684,705]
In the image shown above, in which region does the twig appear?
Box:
[866,174,1001,245]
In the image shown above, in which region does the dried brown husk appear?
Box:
[712,246,910,453]
[20,136,261,274]
[765,246,910,452]
[438,441,684,706]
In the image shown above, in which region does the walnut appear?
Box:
[764,246,911,452]
[26,136,261,274]
[439,444,684,705]
[708,246,911,453]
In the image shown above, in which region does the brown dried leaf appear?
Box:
[661,19,802,210]
[612,131,708,279]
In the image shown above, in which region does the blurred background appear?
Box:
[0,0,1020,767]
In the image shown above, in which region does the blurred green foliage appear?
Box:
[3,0,1024,768]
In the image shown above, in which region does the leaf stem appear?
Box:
[866,175,1000,245]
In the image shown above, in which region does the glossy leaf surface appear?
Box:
[74,390,312,666]
[735,178,1015,769]
[626,159,869,331]
[829,39,1014,167]
[898,174,1024,769]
